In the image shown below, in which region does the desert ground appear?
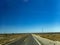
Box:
[35,32,60,41]
[0,32,60,45]
[0,33,27,45]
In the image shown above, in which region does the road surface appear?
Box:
[4,34,60,45]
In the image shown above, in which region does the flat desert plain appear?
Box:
[0,33,27,45]
[0,33,60,45]
[35,33,60,41]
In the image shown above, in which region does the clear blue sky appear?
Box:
[0,0,60,33]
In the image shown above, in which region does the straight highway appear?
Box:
[4,34,60,45]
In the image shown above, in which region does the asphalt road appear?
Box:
[4,34,60,45]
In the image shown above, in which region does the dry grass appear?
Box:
[0,33,60,44]
[0,34,27,44]
[35,33,60,41]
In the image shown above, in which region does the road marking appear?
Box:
[32,34,41,45]
[32,34,60,45]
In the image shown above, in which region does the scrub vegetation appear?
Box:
[0,33,27,45]
[35,33,60,41]
[0,33,60,45]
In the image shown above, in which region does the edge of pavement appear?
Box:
[4,36,27,45]
[31,34,60,45]
[31,34,41,45]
